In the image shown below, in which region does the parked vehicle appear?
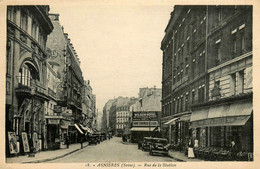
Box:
[149,138,169,156]
[101,133,107,141]
[92,134,101,144]
[88,135,98,145]
[141,137,153,151]
[138,140,142,149]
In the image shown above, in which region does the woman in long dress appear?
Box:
[188,140,195,158]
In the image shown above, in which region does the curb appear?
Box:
[22,144,89,163]
[168,154,186,162]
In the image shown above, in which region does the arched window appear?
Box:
[18,62,39,87]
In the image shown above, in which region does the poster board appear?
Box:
[7,132,19,154]
[21,132,30,153]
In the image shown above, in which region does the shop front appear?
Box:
[190,100,253,152]
[9,97,45,156]
[130,111,160,143]
[163,114,191,151]
[45,117,61,150]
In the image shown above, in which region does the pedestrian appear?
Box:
[65,136,70,149]
[194,138,199,148]
[188,139,195,159]
[230,140,239,161]
[80,136,84,149]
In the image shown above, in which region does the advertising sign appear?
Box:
[33,132,39,152]
[21,132,30,153]
[48,119,60,125]
[132,121,158,127]
[8,132,19,154]
[132,111,159,127]
[132,111,158,121]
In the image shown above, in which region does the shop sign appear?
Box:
[191,116,249,128]
[8,132,19,154]
[132,121,158,127]
[21,132,30,153]
[48,119,60,125]
[33,132,39,151]
[132,111,158,121]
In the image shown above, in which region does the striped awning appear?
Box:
[190,101,252,128]
[164,117,179,125]
[74,124,84,134]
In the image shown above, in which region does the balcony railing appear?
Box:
[16,76,47,95]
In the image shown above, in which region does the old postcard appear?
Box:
[0,0,259,169]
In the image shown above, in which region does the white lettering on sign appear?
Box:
[132,121,158,127]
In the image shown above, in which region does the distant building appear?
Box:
[46,13,84,144]
[82,80,96,129]
[102,99,116,132]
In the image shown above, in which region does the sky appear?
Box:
[49,1,173,115]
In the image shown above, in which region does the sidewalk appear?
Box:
[168,150,203,162]
[6,142,89,163]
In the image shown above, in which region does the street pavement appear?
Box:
[48,137,177,162]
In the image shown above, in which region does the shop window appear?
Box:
[210,126,222,147]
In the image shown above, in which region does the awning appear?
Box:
[74,124,84,134]
[164,117,179,125]
[179,114,191,122]
[190,101,252,128]
[60,120,70,129]
[79,124,92,133]
[130,127,157,132]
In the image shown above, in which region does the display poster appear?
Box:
[7,132,19,154]
[21,132,30,153]
[33,132,39,151]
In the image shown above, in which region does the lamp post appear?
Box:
[28,85,35,157]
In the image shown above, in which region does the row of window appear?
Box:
[211,70,245,100]
[7,7,46,49]
[116,124,125,129]
[162,85,205,116]
[116,111,130,117]
[116,118,129,123]
[163,69,246,117]
[117,107,129,111]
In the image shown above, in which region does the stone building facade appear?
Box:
[161,6,253,153]
[46,13,84,144]
[6,6,53,156]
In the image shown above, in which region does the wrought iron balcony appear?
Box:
[15,76,48,100]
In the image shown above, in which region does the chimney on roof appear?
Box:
[49,13,59,21]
